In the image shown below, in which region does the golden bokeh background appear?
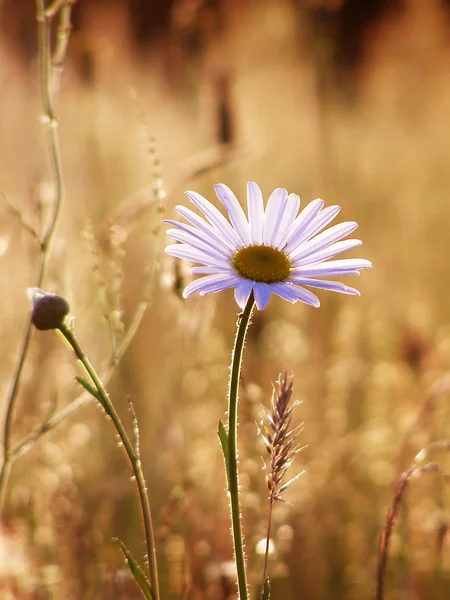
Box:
[1,1,450,598]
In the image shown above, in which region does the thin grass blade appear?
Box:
[261,578,271,599]
[76,376,101,402]
[217,419,230,485]
[114,537,154,600]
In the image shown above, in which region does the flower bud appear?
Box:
[27,288,70,330]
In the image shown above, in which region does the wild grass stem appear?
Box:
[0,0,73,515]
[376,461,450,600]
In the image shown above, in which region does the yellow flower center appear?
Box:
[232,245,291,283]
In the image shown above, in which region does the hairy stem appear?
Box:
[227,293,255,600]
[58,323,160,600]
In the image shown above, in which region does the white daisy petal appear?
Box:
[199,275,242,295]
[165,183,371,309]
[186,191,242,249]
[263,188,288,246]
[293,239,362,267]
[183,274,240,298]
[191,265,236,275]
[253,283,272,310]
[271,282,320,307]
[293,258,372,278]
[288,276,360,295]
[174,206,236,253]
[289,285,321,307]
[286,205,341,254]
[289,222,358,262]
[166,228,230,259]
[214,184,252,246]
[295,205,341,246]
[273,193,301,249]
[165,215,233,253]
[269,282,299,303]
[247,181,264,244]
[234,280,255,309]
[165,244,229,269]
[283,199,324,253]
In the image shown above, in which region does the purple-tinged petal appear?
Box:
[234,279,255,309]
[198,276,241,295]
[289,222,358,262]
[186,191,242,249]
[164,217,233,255]
[271,282,320,307]
[190,265,235,275]
[166,228,230,259]
[273,193,300,249]
[268,282,299,304]
[253,283,272,310]
[291,239,362,267]
[165,244,229,268]
[183,274,240,298]
[292,258,372,277]
[165,182,371,310]
[263,188,288,246]
[173,206,236,252]
[283,199,324,253]
[247,181,264,244]
[214,184,252,246]
[289,205,341,252]
[288,277,360,295]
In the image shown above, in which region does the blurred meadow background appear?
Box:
[1,0,450,598]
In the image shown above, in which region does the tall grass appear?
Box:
[1,1,450,598]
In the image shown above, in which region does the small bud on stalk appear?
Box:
[27,288,70,330]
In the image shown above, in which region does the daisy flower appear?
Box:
[164,182,371,310]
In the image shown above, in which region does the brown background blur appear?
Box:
[1,1,450,598]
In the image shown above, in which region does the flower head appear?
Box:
[164,182,371,310]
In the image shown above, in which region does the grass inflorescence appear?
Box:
[259,373,305,591]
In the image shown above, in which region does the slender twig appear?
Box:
[58,323,160,600]
[226,293,255,600]
[44,0,69,19]
[0,0,73,514]
[0,191,39,241]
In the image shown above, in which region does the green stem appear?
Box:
[262,496,274,587]
[58,323,160,600]
[227,293,255,600]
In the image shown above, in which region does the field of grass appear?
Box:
[1,1,450,598]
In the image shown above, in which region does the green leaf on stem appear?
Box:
[217,419,229,486]
[75,376,101,402]
[114,537,154,600]
[261,578,271,600]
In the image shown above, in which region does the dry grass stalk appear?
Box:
[259,372,305,592]
[376,467,414,600]
[376,461,450,600]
